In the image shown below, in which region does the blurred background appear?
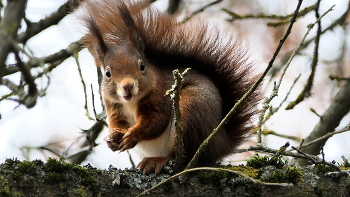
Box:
[0,0,349,169]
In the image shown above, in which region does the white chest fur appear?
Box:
[121,102,174,159]
[133,117,174,159]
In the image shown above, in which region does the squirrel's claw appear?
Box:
[105,130,125,152]
[117,131,139,151]
[104,136,119,152]
[137,157,170,175]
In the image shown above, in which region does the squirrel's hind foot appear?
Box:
[137,156,171,175]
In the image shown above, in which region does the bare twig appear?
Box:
[73,51,93,120]
[2,78,37,108]
[18,0,82,44]
[222,4,314,27]
[300,125,350,149]
[70,122,104,165]
[257,5,334,143]
[292,146,341,171]
[309,108,322,119]
[299,79,350,163]
[181,0,223,23]
[91,84,108,127]
[262,74,301,124]
[285,1,323,110]
[0,0,27,82]
[14,52,38,98]
[262,130,302,142]
[329,75,350,81]
[5,40,83,76]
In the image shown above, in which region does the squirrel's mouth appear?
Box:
[123,94,133,101]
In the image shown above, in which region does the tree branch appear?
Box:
[299,79,350,163]
[0,0,28,83]
[17,0,82,44]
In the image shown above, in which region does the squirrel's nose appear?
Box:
[122,83,134,90]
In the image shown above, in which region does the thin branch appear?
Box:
[292,146,341,171]
[256,5,334,134]
[268,1,350,82]
[222,4,314,27]
[2,78,36,108]
[300,125,350,149]
[309,108,322,119]
[299,78,350,161]
[262,74,301,124]
[13,52,38,97]
[91,84,108,127]
[0,0,28,82]
[73,51,93,120]
[18,0,82,44]
[70,122,104,165]
[5,40,83,76]
[181,0,223,23]
[285,1,323,110]
[262,130,302,142]
[329,75,350,81]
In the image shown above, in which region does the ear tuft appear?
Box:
[86,15,108,62]
[118,2,145,53]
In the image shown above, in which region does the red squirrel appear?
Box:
[78,0,261,174]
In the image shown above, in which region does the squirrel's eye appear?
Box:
[105,69,111,78]
[139,61,146,72]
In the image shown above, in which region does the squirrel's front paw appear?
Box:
[104,136,121,152]
[104,129,125,152]
[117,131,140,152]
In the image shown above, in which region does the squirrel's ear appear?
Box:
[119,4,145,53]
[129,28,145,53]
[84,16,107,66]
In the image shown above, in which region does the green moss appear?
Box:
[346,184,350,196]
[0,175,10,196]
[44,158,71,173]
[17,160,35,173]
[315,164,336,174]
[247,182,262,197]
[198,169,232,190]
[228,166,259,178]
[12,171,22,181]
[199,170,230,184]
[339,157,350,170]
[77,187,88,197]
[4,158,20,167]
[11,191,24,197]
[314,185,323,196]
[73,165,96,186]
[261,169,285,183]
[284,167,303,184]
[246,154,286,169]
[32,159,44,165]
[45,172,64,183]
[260,167,303,184]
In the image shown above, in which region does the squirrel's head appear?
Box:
[79,0,152,104]
[100,43,152,104]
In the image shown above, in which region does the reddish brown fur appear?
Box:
[77,0,261,173]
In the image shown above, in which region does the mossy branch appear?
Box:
[137,167,292,196]
[165,68,191,171]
